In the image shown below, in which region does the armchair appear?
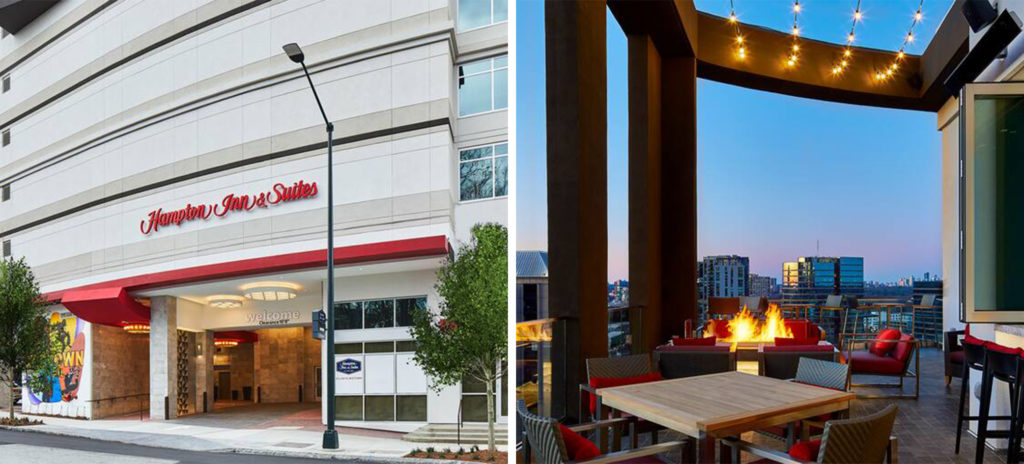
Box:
[844,331,920,399]
[724,404,899,464]
[518,400,689,464]
[944,328,965,386]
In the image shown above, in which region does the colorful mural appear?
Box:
[27,312,85,404]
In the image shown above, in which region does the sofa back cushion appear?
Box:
[892,334,915,363]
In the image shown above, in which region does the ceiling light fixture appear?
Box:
[240,281,300,301]
[207,295,245,308]
[214,339,240,348]
[123,322,150,334]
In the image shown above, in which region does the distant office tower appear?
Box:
[700,255,750,298]
[749,273,778,297]
[781,257,865,303]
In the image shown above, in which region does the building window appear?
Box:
[458,0,507,31]
[334,296,427,330]
[1,184,8,202]
[1,75,9,93]
[2,240,9,258]
[459,142,508,201]
[2,129,9,147]
[460,365,506,421]
[458,56,507,116]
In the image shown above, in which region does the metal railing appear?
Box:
[84,392,149,420]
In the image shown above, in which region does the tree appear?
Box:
[410,223,507,451]
[0,257,58,421]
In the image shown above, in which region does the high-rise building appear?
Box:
[749,273,778,297]
[782,257,864,303]
[699,255,750,299]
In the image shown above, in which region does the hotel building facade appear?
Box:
[0,0,507,431]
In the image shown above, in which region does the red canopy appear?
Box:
[60,287,149,327]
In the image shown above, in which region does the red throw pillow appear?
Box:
[558,423,600,460]
[775,337,818,347]
[708,319,732,340]
[788,440,822,461]
[869,329,901,357]
[588,372,663,414]
[671,336,717,346]
[892,334,915,363]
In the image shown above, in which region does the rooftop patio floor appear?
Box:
[644,348,1006,463]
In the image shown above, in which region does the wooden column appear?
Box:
[629,38,698,353]
[628,35,664,353]
[661,55,699,341]
[545,0,607,422]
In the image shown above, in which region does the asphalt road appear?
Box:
[0,429,380,463]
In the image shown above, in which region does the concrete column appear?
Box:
[545,0,607,422]
[149,296,177,420]
[195,330,214,413]
[660,55,699,337]
[628,34,664,352]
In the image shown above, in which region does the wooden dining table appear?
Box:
[596,371,855,463]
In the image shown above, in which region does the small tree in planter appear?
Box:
[0,257,58,421]
[410,223,507,451]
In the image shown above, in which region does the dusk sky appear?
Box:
[516,0,951,283]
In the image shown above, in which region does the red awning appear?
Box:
[60,287,150,327]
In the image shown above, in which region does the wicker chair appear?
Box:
[579,354,662,448]
[517,400,688,463]
[654,345,736,379]
[758,358,850,447]
[760,346,839,381]
[724,404,899,464]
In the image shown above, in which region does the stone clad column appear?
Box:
[545,0,607,422]
[195,330,214,413]
[149,296,178,420]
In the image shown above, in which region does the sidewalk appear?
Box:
[0,404,505,462]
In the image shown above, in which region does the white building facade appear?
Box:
[0,0,507,431]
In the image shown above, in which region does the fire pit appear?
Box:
[704,305,793,346]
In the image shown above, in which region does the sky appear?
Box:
[516,0,952,283]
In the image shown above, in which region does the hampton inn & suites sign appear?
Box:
[139,180,318,235]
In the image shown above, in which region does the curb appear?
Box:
[0,424,466,463]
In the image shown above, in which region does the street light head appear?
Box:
[282,43,304,63]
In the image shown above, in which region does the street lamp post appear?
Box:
[282,42,339,450]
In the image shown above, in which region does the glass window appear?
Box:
[458,0,507,31]
[459,142,508,201]
[395,340,417,352]
[397,395,427,421]
[396,297,426,327]
[364,341,394,353]
[335,396,362,420]
[365,396,395,421]
[335,343,362,354]
[461,394,491,422]
[458,56,508,116]
[364,300,395,328]
[335,302,362,330]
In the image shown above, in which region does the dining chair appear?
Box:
[758,357,849,447]
[654,345,736,379]
[517,400,688,463]
[580,354,662,447]
[724,404,899,464]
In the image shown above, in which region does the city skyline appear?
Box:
[517,0,949,283]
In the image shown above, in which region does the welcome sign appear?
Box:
[139,180,318,235]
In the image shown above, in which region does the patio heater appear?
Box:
[282,42,339,450]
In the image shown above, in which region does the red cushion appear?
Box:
[784,319,811,338]
[869,329,901,356]
[671,336,717,346]
[850,351,906,375]
[985,341,1023,356]
[708,319,731,339]
[558,423,600,460]
[589,372,663,414]
[892,334,916,363]
[788,440,822,461]
[764,344,834,352]
[775,336,819,347]
[964,334,985,347]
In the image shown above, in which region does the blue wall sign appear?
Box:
[337,358,361,375]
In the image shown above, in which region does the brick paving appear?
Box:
[642,348,1008,463]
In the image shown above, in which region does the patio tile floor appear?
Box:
[642,348,1008,463]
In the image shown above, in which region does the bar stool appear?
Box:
[955,336,991,455]
[970,342,1022,464]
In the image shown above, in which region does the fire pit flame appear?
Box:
[704,304,794,343]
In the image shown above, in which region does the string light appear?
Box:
[786,0,801,67]
[877,0,925,81]
[729,0,746,60]
[831,0,862,76]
